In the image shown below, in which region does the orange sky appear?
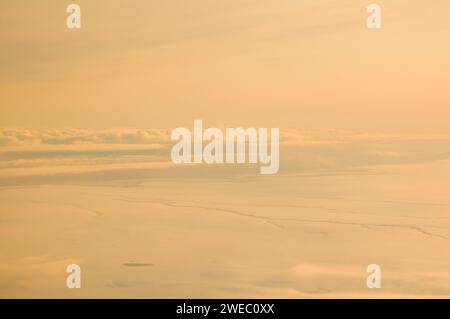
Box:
[2,1,450,298]
[1,0,450,132]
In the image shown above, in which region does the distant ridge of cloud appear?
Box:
[0,129,172,146]
[1,128,450,186]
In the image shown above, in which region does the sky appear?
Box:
[1,1,450,298]
[1,0,450,131]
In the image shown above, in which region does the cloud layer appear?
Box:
[1,128,450,186]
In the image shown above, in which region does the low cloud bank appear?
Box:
[1,128,450,186]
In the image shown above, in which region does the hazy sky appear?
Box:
[1,1,450,298]
[1,0,450,132]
